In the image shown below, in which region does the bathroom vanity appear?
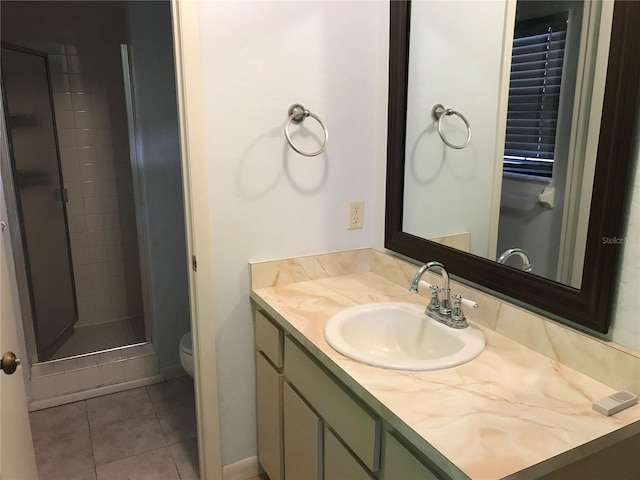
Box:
[250,250,640,480]
[255,308,444,479]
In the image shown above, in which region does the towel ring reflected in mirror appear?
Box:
[432,104,472,150]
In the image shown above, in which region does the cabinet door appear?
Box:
[283,382,322,480]
[324,427,372,480]
[285,338,381,471]
[256,352,283,480]
[383,432,440,480]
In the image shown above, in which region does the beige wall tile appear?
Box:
[102,361,125,385]
[78,366,103,390]
[124,357,146,380]
[31,375,57,399]
[55,371,80,395]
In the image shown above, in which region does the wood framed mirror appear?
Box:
[385,0,640,334]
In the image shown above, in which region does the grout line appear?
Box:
[94,445,170,475]
[170,443,184,480]
[91,413,167,469]
[158,419,186,480]
[154,408,170,447]
[84,398,99,477]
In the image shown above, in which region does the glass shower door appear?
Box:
[1,45,77,360]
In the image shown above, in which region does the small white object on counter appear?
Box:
[593,391,638,416]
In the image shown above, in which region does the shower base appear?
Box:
[29,341,161,411]
[49,318,143,360]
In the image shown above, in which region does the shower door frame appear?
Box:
[0,43,78,365]
[119,44,155,346]
[0,70,39,368]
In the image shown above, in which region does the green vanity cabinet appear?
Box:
[255,312,284,480]
[283,337,381,472]
[254,309,450,480]
[283,382,322,480]
[383,432,440,480]
[324,427,373,480]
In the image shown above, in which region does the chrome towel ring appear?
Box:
[284,104,328,157]
[432,104,472,149]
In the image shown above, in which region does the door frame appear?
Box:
[171,1,223,478]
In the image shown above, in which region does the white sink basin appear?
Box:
[324,302,485,371]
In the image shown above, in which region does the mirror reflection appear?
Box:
[402,0,613,288]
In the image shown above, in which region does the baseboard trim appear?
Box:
[29,374,164,411]
[222,456,260,480]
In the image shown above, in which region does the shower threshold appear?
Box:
[29,341,161,410]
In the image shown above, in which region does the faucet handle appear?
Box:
[439,288,452,316]
[450,294,467,328]
[428,285,440,312]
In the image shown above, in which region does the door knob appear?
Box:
[1,352,21,375]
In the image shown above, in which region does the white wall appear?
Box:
[127,1,191,371]
[609,114,640,350]
[402,1,507,258]
[197,1,388,465]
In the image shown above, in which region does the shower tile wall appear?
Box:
[52,45,142,330]
[2,2,145,342]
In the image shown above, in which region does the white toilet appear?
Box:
[179,331,194,377]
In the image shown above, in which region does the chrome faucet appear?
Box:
[497,248,532,272]
[410,261,466,328]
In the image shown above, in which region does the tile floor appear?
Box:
[30,376,198,480]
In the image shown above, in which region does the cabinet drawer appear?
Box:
[256,353,283,480]
[283,382,322,480]
[383,432,440,480]
[255,310,283,368]
[284,337,381,472]
[325,427,373,480]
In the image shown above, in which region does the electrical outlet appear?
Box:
[347,200,364,230]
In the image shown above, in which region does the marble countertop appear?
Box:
[251,271,640,480]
